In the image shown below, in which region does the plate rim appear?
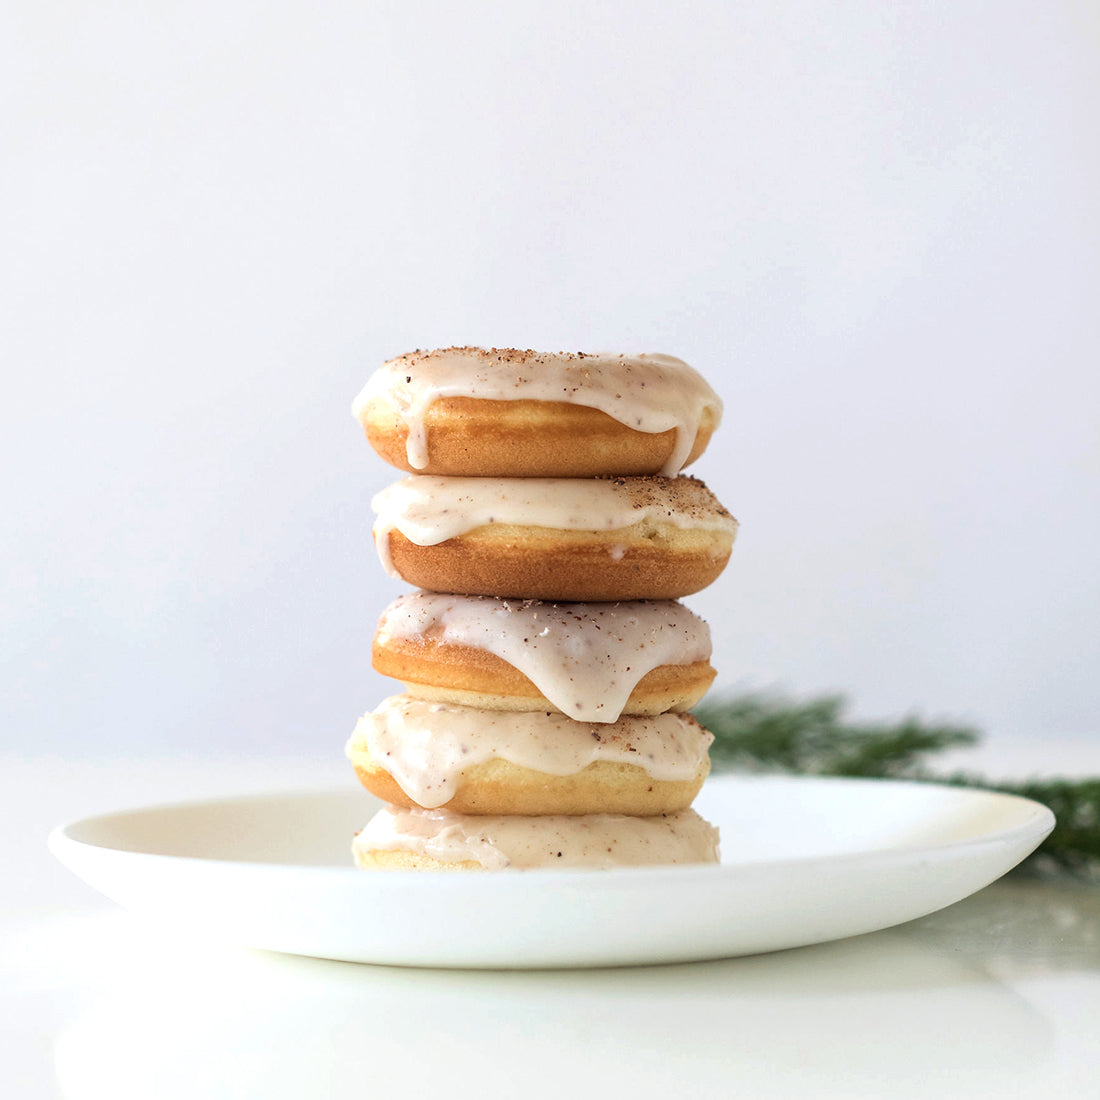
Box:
[48,773,1056,886]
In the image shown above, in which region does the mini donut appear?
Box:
[352,347,722,478]
[352,805,721,871]
[372,474,737,602]
[373,592,716,720]
[346,695,713,816]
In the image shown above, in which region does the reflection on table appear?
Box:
[47,876,1100,1100]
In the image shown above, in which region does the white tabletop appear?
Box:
[5,746,1099,1100]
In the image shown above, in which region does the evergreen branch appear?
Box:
[695,693,979,778]
[695,693,1100,881]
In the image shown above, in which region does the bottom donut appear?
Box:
[352,804,721,871]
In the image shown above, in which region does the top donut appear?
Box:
[352,347,722,478]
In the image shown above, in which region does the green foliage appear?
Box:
[695,693,979,778]
[694,693,1099,881]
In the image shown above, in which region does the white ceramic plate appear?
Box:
[49,775,1053,969]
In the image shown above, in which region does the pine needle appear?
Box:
[695,693,979,778]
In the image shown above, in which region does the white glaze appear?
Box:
[346,695,713,809]
[352,347,723,475]
[370,475,738,577]
[354,805,721,870]
[376,593,711,722]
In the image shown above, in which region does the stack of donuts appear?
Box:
[346,347,738,871]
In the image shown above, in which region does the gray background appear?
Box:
[4,1,1098,758]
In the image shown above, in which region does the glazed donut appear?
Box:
[352,805,721,871]
[372,592,716,720]
[346,696,713,816]
[372,474,737,601]
[353,347,722,478]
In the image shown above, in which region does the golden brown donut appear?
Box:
[375,637,715,716]
[361,396,718,478]
[352,347,723,478]
[372,475,738,602]
[371,593,716,719]
[346,697,713,817]
[351,756,708,817]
